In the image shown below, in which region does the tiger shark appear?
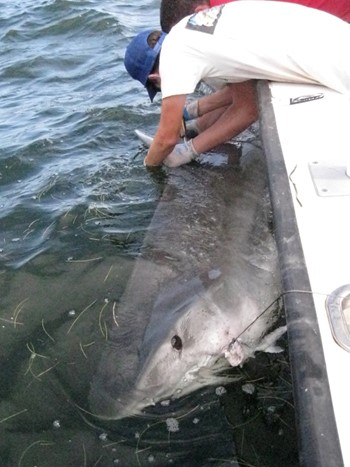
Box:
[89,138,285,420]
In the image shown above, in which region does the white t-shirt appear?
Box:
[159,1,350,98]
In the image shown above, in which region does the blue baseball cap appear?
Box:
[124,29,167,102]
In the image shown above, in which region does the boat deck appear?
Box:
[258,81,350,467]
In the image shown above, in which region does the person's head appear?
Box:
[124,30,167,101]
[160,0,210,33]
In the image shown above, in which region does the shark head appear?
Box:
[133,277,234,405]
[91,268,281,420]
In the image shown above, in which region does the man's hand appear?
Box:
[163,139,199,167]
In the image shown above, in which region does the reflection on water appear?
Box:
[0,1,298,466]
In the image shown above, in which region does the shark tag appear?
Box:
[224,340,245,367]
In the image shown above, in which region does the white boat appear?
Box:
[258,81,350,466]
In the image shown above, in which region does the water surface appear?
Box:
[0,1,297,465]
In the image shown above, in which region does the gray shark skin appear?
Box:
[89,145,284,420]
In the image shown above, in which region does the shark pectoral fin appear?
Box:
[263,344,284,353]
[224,340,245,367]
[134,129,154,148]
[256,325,287,354]
[134,129,185,149]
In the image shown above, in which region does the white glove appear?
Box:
[163,139,199,168]
[183,100,199,121]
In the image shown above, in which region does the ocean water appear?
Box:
[0,1,298,466]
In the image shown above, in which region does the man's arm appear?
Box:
[192,84,234,117]
[192,81,258,153]
[144,94,186,166]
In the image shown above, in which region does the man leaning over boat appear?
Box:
[124,1,350,167]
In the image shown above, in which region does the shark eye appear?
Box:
[171,335,182,351]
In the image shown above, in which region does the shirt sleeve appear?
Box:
[159,36,203,99]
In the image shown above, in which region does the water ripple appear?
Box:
[0,0,162,269]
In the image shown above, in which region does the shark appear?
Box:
[89,137,285,420]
